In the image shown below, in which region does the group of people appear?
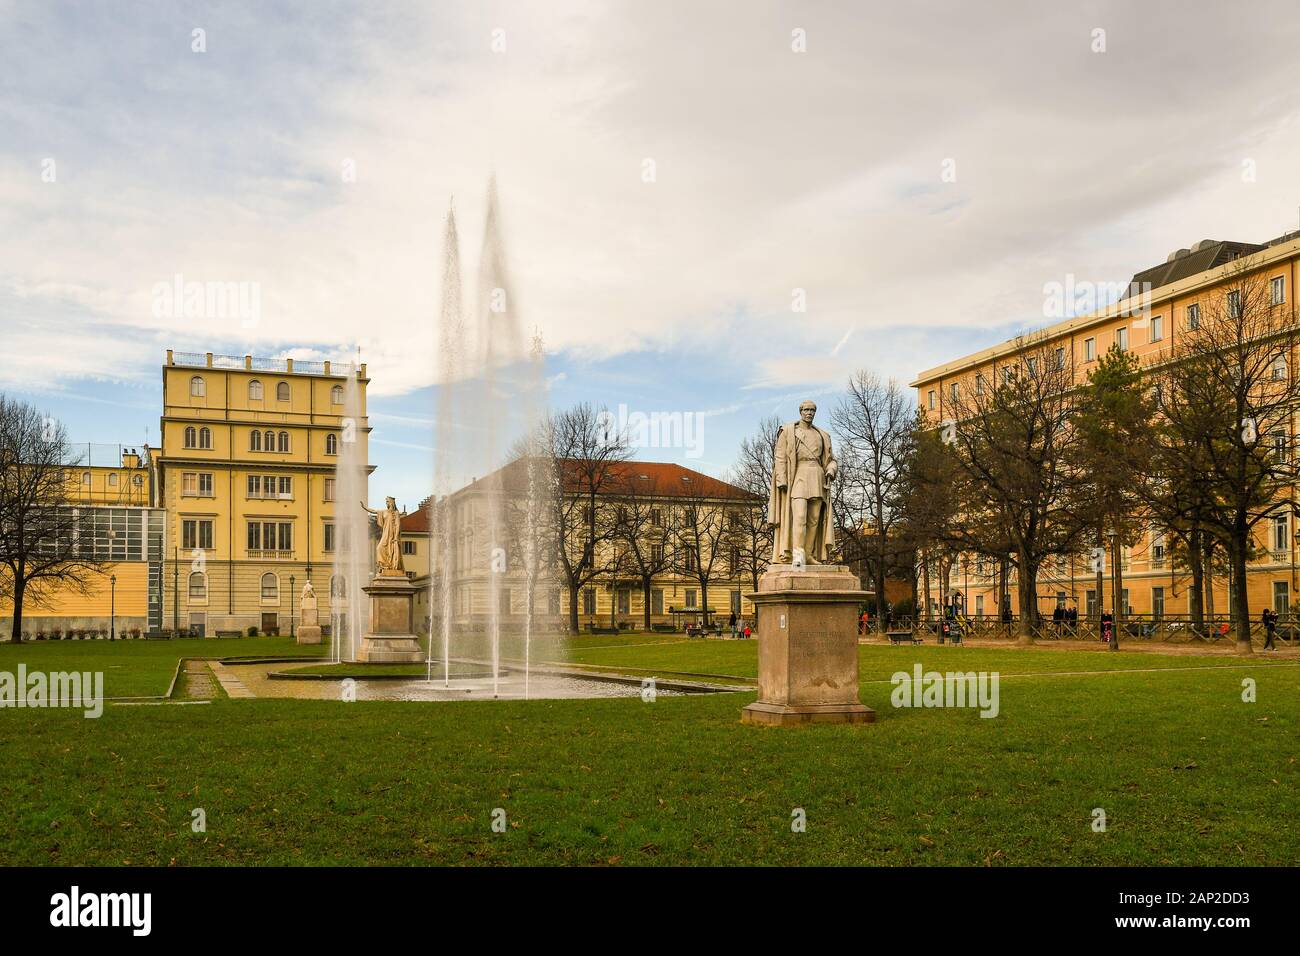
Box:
[1051,604,1080,635]
[727,613,751,640]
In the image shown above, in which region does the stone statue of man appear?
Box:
[361,496,407,576]
[769,400,837,566]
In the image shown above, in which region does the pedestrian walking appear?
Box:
[729,611,738,639]
[1262,607,1278,650]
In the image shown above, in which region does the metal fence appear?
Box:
[886,614,1291,646]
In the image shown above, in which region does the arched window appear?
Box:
[107,473,118,487]
[249,380,263,400]
[325,433,338,455]
[276,382,290,402]
[264,430,275,451]
[198,427,212,449]
[81,471,91,484]
[330,575,346,598]
[188,572,207,600]
[190,376,206,397]
[331,385,344,405]
[184,426,197,448]
[1272,354,1288,381]
[250,430,262,451]
[261,572,279,602]
[278,431,290,452]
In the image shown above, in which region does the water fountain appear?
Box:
[423,179,553,696]
[330,374,371,663]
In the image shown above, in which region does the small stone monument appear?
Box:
[296,580,322,645]
[357,497,423,663]
[742,401,875,726]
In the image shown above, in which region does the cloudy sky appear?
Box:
[3,0,1300,506]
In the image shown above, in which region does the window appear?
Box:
[1272,276,1285,306]
[1152,587,1164,621]
[927,390,936,410]
[1001,367,1013,385]
[1187,303,1200,329]
[1273,514,1289,553]
[247,520,292,552]
[1272,354,1288,380]
[184,426,197,448]
[1026,356,1038,376]
[1054,347,1065,370]
[651,588,664,615]
[277,431,289,453]
[1150,315,1163,342]
[729,545,740,574]
[684,548,697,572]
[182,519,212,551]
[651,543,664,564]
[949,382,959,401]
[1115,327,1128,352]
[331,574,346,598]
[650,508,661,527]
[190,376,205,397]
[1084,337,1096,361]
[249,430,262,451]
[249,380,263,400]
[685,588,698,609]
[197,427,212,449]
[276,382,290,402]
[1085,590,1097,618]
[324,523,335,553]
[548,589,561,615]
[182,472,213,497]
[974,595,983,617]
[188,572,207,600]
[617,589,630,616]
[1273,429,1289,462]
[402,540,416,555]
[81,471,90,485]
[1228,289,1242,318]
[331,385,344,405]
[975,373,985,396]
[278,476,292,499]
[325,433,338,455]
[582,587,596,615]
[107,473,118,487]
[264,430,275,451]
[1273,581,1290,615]
[324,478,335,501]
[261,572,279,602]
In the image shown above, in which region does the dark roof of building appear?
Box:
[1129,239,1265,291]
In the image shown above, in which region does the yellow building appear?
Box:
[402,459,763,633]
[912,230,1300,623]
[157,350,370,636]
[2,447,163,638]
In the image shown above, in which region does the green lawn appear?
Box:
[0,636,1296,865]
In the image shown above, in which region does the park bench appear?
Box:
[650,623,677,633]
[887,630,920,645]
[215,629,243,638]
[588,625,620,635]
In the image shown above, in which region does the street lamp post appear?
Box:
[110,574,116,641]
[1107,529,1121,651]
[290,574,296,639]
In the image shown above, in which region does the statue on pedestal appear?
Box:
[296,580,322,645]
[769,400,838,566]
[361,497,407,576]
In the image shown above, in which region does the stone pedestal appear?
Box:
[741,564,875,726]
[358,573,423,663]
[297,593,322,645]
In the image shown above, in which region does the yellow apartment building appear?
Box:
[2,447,164,638]
[156,350,370,636]
[402,459,763,633]
[912,229,1300,623]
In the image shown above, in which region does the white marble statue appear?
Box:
[768,400,837,566]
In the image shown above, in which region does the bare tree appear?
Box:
[944,335,1088,643]
[0,397,107,642]
[727,415,780,597]
[607,467,676,631]
[1151,262,1300,653]
[669,477,741,628]
[895,411,961,625]
[831,372,912,631]
[538,403,631,633]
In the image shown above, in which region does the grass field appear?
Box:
[0,635,1296,865]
